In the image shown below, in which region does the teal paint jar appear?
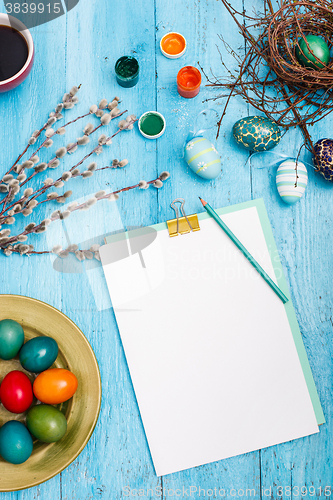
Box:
[138,111,166,139]
[115,56,139,88]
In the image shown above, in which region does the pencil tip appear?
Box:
[199,197,207,207]
[198,196,202,200]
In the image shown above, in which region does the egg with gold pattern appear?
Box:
[313,138,333,181]
[232,116,281,152]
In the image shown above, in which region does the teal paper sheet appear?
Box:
[105,198,325,425]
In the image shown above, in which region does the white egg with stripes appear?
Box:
[276,159,308,204]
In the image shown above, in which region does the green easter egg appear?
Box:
[0,319,24,360]
[26,404,67,443]
[296,35,330,69]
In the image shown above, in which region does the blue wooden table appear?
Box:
[0,0,332,498]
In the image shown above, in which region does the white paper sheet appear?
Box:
[100,205,319,476]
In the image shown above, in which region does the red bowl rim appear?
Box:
[0,13,34,87]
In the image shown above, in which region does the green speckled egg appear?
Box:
[232,116,281,152]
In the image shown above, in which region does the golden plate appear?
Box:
[0,295,102,491]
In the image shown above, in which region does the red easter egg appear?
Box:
[0,370,33,413]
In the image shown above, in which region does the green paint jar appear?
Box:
[138,111,166,139]
[115,56,139,88]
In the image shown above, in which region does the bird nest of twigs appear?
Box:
[268,1,333,90]
[204,0,333,157]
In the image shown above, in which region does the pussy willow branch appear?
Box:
[24,103,125,173]
[25,111,92,162]
[7,92,76,176]
[15,109,127,193]
[69,118,134,173]
[0,92,79,210]
[10,249,50,255]
[1,173,168,252]
[16,164,124,214]
[0,92,121,210]
[0,114,131,224]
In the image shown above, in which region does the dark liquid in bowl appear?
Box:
[0,26,29,82]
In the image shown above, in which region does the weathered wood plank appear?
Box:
[0,0,331,497]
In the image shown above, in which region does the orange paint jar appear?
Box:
[160,32,186,59]
[177,66,202,98]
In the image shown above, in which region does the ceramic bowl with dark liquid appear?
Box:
[0,14,34,93]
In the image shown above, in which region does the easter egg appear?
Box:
[19,336,58,373]
[26,404,67,443]
[184,137,221,179]
[276,160,308,204]
[33,368,78,405]
[296,35,330,69]
[232,116,281,152]
[0,319,24,360]
[0,421,33,464]
[313,138,333,181]
[0,370,33,413]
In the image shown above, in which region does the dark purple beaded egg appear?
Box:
[313,139,333,181]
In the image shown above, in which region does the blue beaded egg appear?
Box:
[184,137,221,180]
[233,116,281,151]
[276,160,308,204]
[313,138,333,181]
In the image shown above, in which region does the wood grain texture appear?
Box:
[0,0,331,498]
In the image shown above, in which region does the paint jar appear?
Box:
[138,111,166,139]
[177,66,201,98]
[160,32,186,59]
[115,56,139,88]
